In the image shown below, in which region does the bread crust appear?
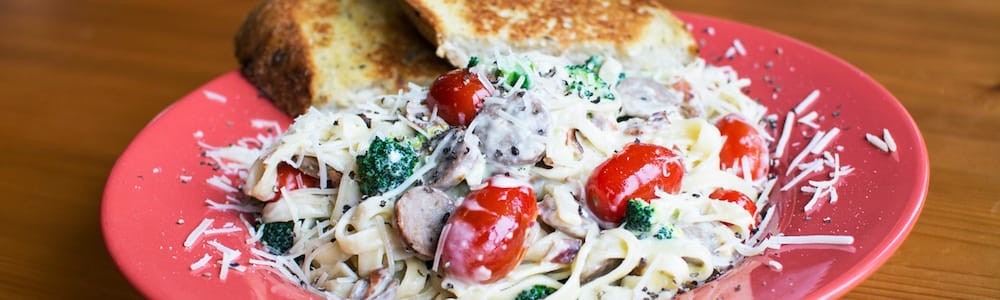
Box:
[235,0,315,115]
[401,0,698,70]
[235,0,450,116]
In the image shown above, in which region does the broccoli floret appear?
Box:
[624,199,655,234]
[356,137,420,197]
[260,221,295,255]
[653,226,674,240]
[467,56,480,68]
[564,56,623,103]
[496,60,534,89]
[624,200,679,240]
[514,285,557,300]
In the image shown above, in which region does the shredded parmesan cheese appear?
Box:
[203,90,228,103]
[184,218,214,248]
[793,90,820,114]
[774,112,795,158]
[866,133,889,152]
[883,128,897,152]
[190,254,213,270]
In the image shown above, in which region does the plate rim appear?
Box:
[101,12,931,299]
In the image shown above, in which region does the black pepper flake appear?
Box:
[832,110,841,118]
[348,171,355,179]
[446,283,454,289]
[266,128,274,133]
[494,149,503,158]
[342,205,351,213]
[823,217,831,223]
[692,193,701,198]
[379,199,387,207]
[510,146,520,156]
[735,284,742,292]
[230,262,240,267]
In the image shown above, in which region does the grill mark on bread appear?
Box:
[461,0,657,46]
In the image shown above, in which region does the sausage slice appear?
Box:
[394,186,457,260]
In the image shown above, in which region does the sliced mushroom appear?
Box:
[539,187,597,239]
[425,129,485,189]
[295,156,343,188]
[581,259,622,283]
[545,238,582,264]
[473,94,551,166]
[404,98,449,135]
[618,77,701,119]
[348,267,397,300]
[394,186,457,260]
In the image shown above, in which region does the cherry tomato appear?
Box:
[439,176,538,284]
[273,163,320,200]
[585,143,685,225]
[709,188,758,228]
[716,114,769,181]
[427,69,491,126]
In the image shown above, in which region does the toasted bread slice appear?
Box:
[401,0,698,72]
[235,0,451,115]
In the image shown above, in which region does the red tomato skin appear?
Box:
[272,164,320,201]
[585,143,685,225]
[427,69,491,126]
[439,177,538,284]
[709,188,759,227]
[716,114,769,181]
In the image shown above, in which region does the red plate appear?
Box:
[102,13,929,299]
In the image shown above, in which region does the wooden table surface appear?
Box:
[1,0,997,299]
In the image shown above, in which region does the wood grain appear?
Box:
[0,0,996,298]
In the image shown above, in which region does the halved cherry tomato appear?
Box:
[273,163,320,200]
[439,176,538,284]
[585,143,685,225]
[427,69,491,126]
[716,114,769,181]
[709,188,759,228]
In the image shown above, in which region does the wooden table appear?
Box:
[1,0,996,298]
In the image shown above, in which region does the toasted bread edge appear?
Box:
[235,0,314,116]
